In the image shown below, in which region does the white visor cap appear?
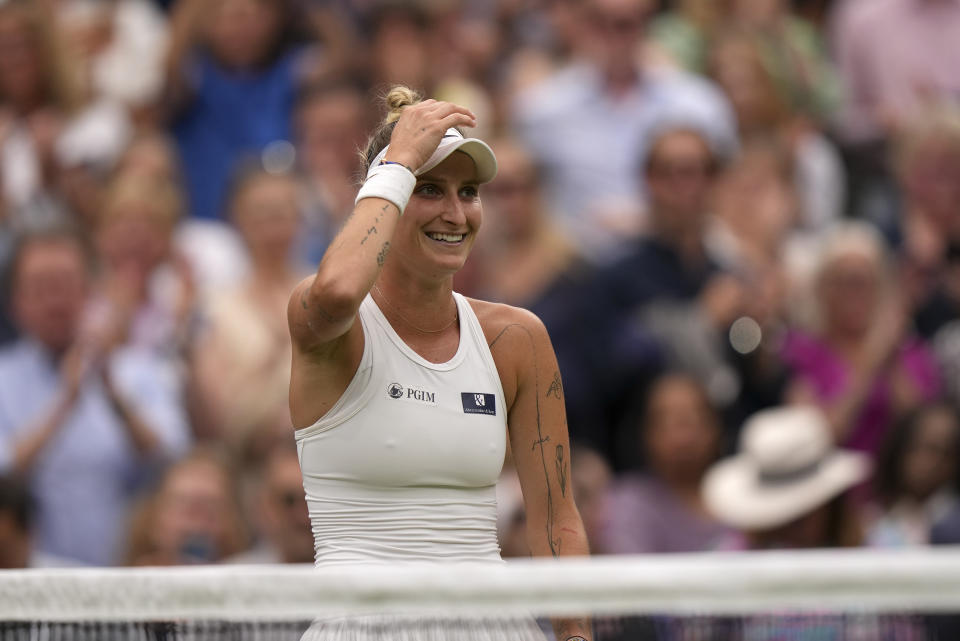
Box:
[368,128,498,183]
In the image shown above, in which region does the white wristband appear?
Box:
[355,163,416,215]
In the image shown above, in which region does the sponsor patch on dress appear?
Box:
[461,392,496,415]
[387,383,438,406]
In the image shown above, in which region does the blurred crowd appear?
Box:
[1,0,960,572]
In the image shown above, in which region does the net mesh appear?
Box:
[1,548,959,640]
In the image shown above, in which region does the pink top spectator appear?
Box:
[599,475,731,554]
[834,0,960,142]
[781,330,941,455]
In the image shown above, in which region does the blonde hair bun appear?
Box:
[384,86,423,125]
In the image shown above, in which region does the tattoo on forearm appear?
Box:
[546,370,563,400]
[360,225,378,245]
[556,444,568,498]
[376,242,390,267]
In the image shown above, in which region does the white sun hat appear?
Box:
[368,128,498,183]
[702,405,871,531]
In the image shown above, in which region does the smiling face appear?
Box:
[389,151,483,279]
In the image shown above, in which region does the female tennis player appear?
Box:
[287,87,591,641]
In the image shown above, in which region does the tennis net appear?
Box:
[2,547,959,640]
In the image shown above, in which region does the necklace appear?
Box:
[373,283,458,334]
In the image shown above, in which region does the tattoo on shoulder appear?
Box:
[489,323,523,349]
[546,370,563,400]
[376,242,391,267]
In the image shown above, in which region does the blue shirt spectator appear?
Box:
[165,0,318,220]
[0,341,189,565]
[172,49,303,220]
[0,229,190,565]
[513,64,735,260]
[510,0,735,260]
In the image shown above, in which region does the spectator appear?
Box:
[294,80,371,264]
[0,0,85,226]
[596,124,746,411]
[783,222,941,457]
[125,447,247,565]
[601,125,730,317]
[468,138,630,450]
[227,445,313,564]
[649,0,729,73]
[0,227,190,565]
[571,447,613,554]
[702,406,926,641]
[708,29,845,230]
[113,130,250,296]
[703,405,869,549]
[164,0,319,221]
[725,0,840,122]
[833,0,960,146]
[868,402,960,547]
[511,0,735,259]
[472,138,586,308]
[364,3,434,92]
[93,171,196,362]
[598,374,731,554]
[190,168,305,459]
[703,141,798,425]
[708,140,795,311]
[832,0,960,222]
[55,0,169,118]
[894,106,960,338]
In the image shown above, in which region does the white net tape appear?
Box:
[2,548,960,622]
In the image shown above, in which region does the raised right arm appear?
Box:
[287,99,477,353]
[288,196,402,350]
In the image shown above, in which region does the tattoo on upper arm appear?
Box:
[376,242,390,267]
[556,444,568,498]
[299,287,335,329]
[546,370,563,400]
[492,322,564,557]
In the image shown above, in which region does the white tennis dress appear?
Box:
[295,293,547,640]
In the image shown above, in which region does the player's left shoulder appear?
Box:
[465,298,549,352]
